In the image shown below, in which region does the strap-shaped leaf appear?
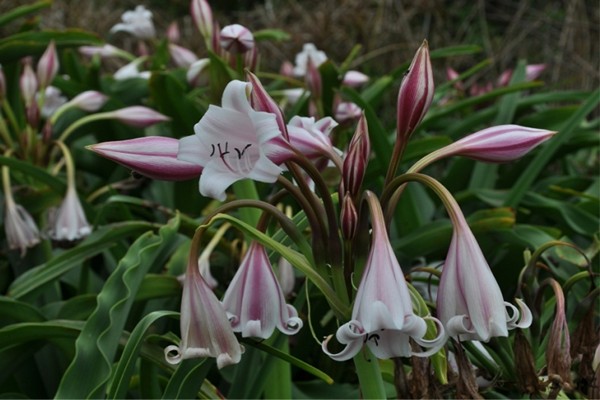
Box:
[8,221,155,300]
[55,216,179,399]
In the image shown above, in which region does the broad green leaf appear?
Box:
[8,221,155,300]
[0,155,66,193]
[522,192,599,235]
[135,275,181,301]
[0,1,51,28]
[0,320,83,353]
[0,29,102,63]
[161,358,214,400]
[55,215,179,399]
[0,297,45,324]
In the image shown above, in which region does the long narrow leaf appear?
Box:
[55,216,179,399]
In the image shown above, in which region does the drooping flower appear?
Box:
[3,166,40,257]
[292,43,327,77]
[221,242,302,339]
[323,191,445,361]
[165,250,243,369]
[110,5,156,40]
[88,136,202,180]
[177,80,284,201]
[437,204,532,342]
[47,185,92,242]
[334,101,362,123]
[219,24,254,54]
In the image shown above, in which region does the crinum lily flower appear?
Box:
[110,5,156,40]
[222,242,303,339]
[165,242,243,369]
[322,191,445,361]
[177,80,285,201]
[437,196,532,342]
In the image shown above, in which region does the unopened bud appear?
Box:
[342,70,369,88]
[396,40,433,140]
[191,0,214,46]
[187,58,210,87]
[342,113,369,196]
[110,106,170,128]
[37,40,59,89]
[167,21,180,43]
[219,24,254,54]
[247,71,287,137]
[169,43,198,68]
[20,59,38,107]
[69,90,108,112]
[341,193,358,240]
[305,57,322,99]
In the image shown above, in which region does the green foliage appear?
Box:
[0,1,597,399]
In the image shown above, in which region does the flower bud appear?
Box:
[247,71,287,137]
[187,58,210,87]
[191,0,214,46]
[109,106,170,128]
[167,21,180,43]
[335,101,362,123]
[342,113,370,196]
[20,59,38,107]
[37,40,59,89]
[88,136,202,180]
[446,67,464,90]
[219,24,254,54]
[79,44,123,58]
[168,43,198,68]
[396,40,434,140]
[279,60,294,78]
[342,70,369,88]
[340,193,358,240]
[69,90,108,112]
[437,125,555,163]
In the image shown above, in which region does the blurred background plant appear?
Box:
[0,0,598,399]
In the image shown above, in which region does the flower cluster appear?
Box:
[90,27,552,375]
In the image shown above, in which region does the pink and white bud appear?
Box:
[340,193,358,240]
[167,21,180,43]
[342,113,370,196]
[342,70,369,88]
[334,101,362,123]
[109,106,170,128]
[244,44,258,71]
[37,41,59,89]
[88,136,202,181]
[168,43,198,68]
[79,44,123,58]
[191,0,214,45]
[247,71,288,137]
[20,59,38,107]
[186,58,210,87]
[219,24,254,54]
[525,64,546,81]
[433,125,556,163]
[497,69,513,87]
[69,90,108,112]
[293,43,327,77]
[396,40,434,140]
[279,60,294,78]
[446,67,464,90]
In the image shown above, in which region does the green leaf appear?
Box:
[0,320,83,353]
[55,216,179,399]
[0,29,102,63]
[0,1,51,28]
[0,297,46,324]
[253,29,291,42]
[8,221,155,300]
[522,192,599,235]
[0,155,66,193]
[161,358,214,400]
[107,311,178,399]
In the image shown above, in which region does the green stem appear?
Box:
[2,99,20,135]
[232,179,261,227]
[57,112,115,143]
[0,116,13,147]
[354,349,386,399]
